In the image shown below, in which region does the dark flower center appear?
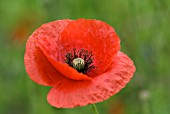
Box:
[65,48,95,74]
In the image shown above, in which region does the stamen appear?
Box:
[65,48,95,74]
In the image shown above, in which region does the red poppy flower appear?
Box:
[24,18,136,108]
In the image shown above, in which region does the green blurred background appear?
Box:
[0,0,170,114]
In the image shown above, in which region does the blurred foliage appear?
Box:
[0,0,170,114]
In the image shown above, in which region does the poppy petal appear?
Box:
[37,40,92,80]
[60,19,120,76]
[24,20,71,86]
[47,51,136,108]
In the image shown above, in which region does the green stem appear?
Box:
[91,104,99,114]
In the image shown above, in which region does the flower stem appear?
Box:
[91,104,99,114]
